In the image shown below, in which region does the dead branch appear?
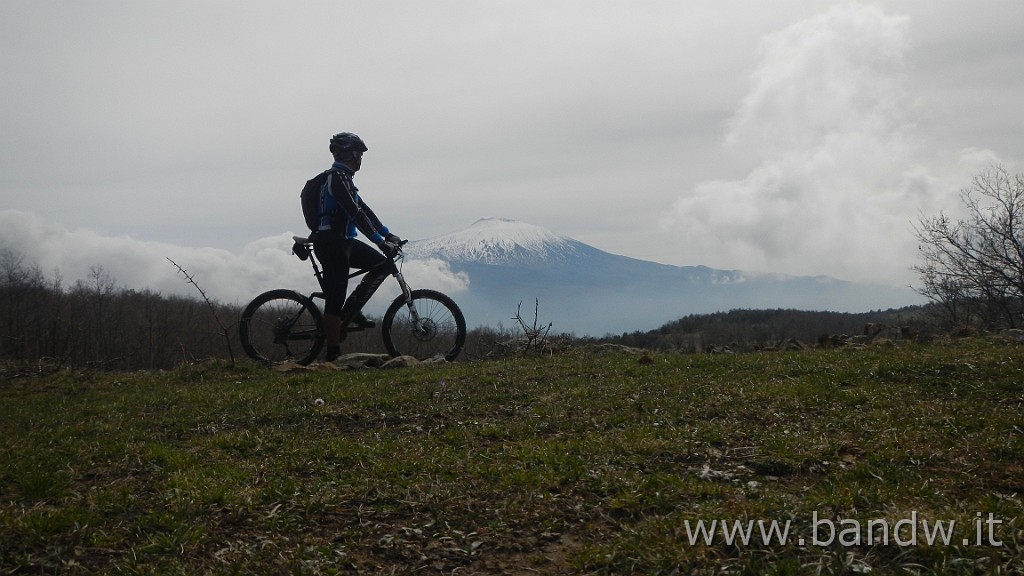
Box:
[167,258,236,365]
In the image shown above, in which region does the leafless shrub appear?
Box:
[483,299,560,357]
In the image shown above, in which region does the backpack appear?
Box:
[300,170,334,232]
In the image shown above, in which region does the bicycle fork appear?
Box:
[393,271,428,335]
[394,270,413,303]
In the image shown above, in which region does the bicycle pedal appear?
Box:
[346,314,376,330]
[344,321,375,331]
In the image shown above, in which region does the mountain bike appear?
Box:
[239,236,466,365]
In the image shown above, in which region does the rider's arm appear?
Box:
[359,201,390,238]
[326,171,388,243]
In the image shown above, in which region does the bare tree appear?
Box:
[913,166,1024,329]
[0,248,44,360]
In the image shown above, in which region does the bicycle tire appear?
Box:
[239,289,324,365]
[381,289,466,361]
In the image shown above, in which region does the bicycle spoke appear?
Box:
[382,290,465,361]
[239,290,324,365]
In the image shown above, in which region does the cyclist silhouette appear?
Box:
[312,132,403,362]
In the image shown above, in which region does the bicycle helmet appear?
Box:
[329,132,368,154]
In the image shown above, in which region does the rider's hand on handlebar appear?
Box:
[378,237,402,258]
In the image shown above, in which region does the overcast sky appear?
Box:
[2,1,1022,306]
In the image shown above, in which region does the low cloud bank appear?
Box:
[0,210,469,308]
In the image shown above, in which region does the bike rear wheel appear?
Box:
[239,289,324,365]
[382,289,466,361]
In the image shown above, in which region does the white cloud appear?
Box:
[661,2,1000,285]
[725,2,912,152]
[0,210,469,310]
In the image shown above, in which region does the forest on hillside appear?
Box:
[597,307,932,353]
[2,246,937,370]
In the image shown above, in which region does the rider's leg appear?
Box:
[339,242,398,324]
[324,314,344,342]
[339,273,387,323]
[312,232,353,361]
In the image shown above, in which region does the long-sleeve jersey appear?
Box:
[318,162,389,244]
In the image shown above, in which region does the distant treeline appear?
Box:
[3,246,937,370]
[594,307,933,353]
[1,249,239,371]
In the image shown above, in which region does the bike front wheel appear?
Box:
[239,289,324,365]
[382,289,466,361]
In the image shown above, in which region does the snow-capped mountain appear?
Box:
[408,218,590,266]
[406,219,920,336]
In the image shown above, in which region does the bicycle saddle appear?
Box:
[292,237,311,261]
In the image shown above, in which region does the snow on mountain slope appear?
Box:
[408,218,591,265]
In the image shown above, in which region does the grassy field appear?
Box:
[1,338,1022,574]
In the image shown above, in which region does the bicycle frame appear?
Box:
[291,235,413,313]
